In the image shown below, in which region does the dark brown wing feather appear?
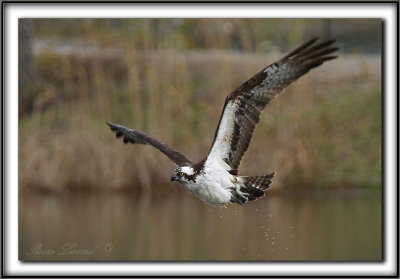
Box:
[208,37,338,174]
[107,123,192,167]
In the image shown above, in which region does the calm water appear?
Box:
[19,188,382,261]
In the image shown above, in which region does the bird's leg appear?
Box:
[234,183,250,199]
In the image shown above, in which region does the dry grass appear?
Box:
[19,47,381,193]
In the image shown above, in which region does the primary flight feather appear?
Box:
[107,37,338,206]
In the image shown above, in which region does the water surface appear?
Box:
[19,188,381,261]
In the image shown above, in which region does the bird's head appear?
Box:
[171,166,195,184]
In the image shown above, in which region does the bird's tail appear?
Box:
[231,172,275,204]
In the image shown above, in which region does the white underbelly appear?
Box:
[181,179,232,206]
[177,157,237,206]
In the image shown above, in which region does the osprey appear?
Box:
[107,37,338,206]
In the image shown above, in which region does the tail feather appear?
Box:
[241,172,275,191]
[231,172,275,205]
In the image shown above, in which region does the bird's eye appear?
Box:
[179,172,184,177]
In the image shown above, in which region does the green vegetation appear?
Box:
[18,19,382,193]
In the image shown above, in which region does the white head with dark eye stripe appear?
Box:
[171,166,195,183]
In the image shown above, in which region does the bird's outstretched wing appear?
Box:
[206,37,338,175]
[107,123,192,167]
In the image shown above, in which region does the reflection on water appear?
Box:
[19,188,381,261]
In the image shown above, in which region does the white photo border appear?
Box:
[3,2,398,277]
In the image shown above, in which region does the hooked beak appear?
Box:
[171,174,178,182]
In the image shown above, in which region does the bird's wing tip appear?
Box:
[106,122,118,131]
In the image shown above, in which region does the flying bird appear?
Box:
[107,37,338,206]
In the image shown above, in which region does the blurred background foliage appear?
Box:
[18,18,382,193]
